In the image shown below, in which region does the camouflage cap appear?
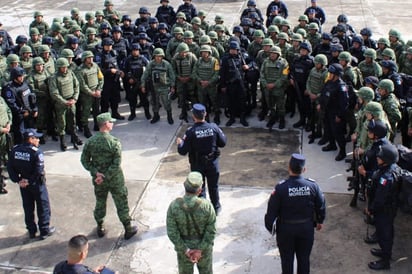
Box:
[96,112,116,124]
[184,171,203,193]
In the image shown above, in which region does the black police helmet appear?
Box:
[377,144,399,165]
[367,120,388,139]
[328,63,343,76]
[229,41,240,50]
[11,67,25,80]
[131,43,141,51]
[102,38,114,46]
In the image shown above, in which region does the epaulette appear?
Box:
[31,146,39,152]
[278,179,286,184]
[306,177,316,182]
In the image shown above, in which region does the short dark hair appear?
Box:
[290,165,303,174]
[68,234,88,250]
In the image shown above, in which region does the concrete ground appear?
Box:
[0,0,411,273]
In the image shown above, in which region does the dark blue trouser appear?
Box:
[375,212,395,261]
[191,159,220,211]
[19,183,51,235]
[276,221,314,274]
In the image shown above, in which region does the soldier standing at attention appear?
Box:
[80,112,137,240]
[167,171,216,274]
[0,96,12,194]
[264,153,326,274]
[176,104,227,214]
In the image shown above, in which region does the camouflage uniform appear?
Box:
[380,93,401,141]
[0,96,12,193]
[358,60,382,79]
[166,172,216,274]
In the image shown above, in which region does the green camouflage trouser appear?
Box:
[55,104,76,135]
[197,85,218,114]
[151,88,171,113]
[177,248,213,274]
[266,89,286,117]
[80,94,100,127]
[93,178,131,226]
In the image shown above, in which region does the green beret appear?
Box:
[184,172,203,193]
[96,112,116,124]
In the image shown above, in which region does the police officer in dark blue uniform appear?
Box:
[176,104,227,214]
[264,153,326,274]
[155,0,176,29]
[319,63,349,161]
[111,26,130,70]
[366,143,400,270]
[7,128,55,240]
[176,0,198,23]
[154,23,172,52]
[380,60,403,100]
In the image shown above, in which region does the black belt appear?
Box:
[281,218,312,224]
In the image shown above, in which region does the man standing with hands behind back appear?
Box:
[264,153,326,274]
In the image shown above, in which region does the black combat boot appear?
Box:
[128,107,136,121]
[150,112,160,124]
[83,126,92,138]
[278,116,285,129]
[335,148,346,161]
[59,135,67,151]
[167,111,174,125]
[144,107,152,120]
[240,115,249,127]
[97,223,106,238]
[293,119,305,128]
[226,117,235,127]
[71,133,83,150]
[124,223,138,240]
[213,113,220,125]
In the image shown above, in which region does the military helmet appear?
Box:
[71,8,80,15]
[360,27,372,37]
[338,51,352,62]
[308,22,319,31]
[296,28,307,39]
[364,76,379,87]
[363,48,377,59]
[233,26,244,34]
[173,27,184,34]
[7,54,20,65]
[381,48,396,60]
[199,45,212,54]
[60,48,74,58]
[291,33,303,42]
[176,12,186,20]
[336,24,346,33]
[321,32,332,40]
[272,16,284,26]
[111,25,122,33]
[138,7,149,14]
[153,48,165,56]
[177,42,190,53]
[337,14,348,23]
[10,67,25,79]
[314,54,328,66]
[16,35,28,44]
[298,15,309,23]
[377,37,390,47]
[102,37,114,46]
[30,28,40,36]
[71,25,82,32]
[198,10,207,17]
[277,32,289,41]
[328,63,343,76]
[131,43,141,51]
[100,22,111,30]
[253,30,265,38]
[34,11,43,18]
[364,101,383,117]
[367,120,388,139]
[191,17,201,25]
[352,35,364,45]
[95,10,104,16]
[249,12,259,20]
[214,15,224,22]
[208,31,218,40]
[38,45,51,54]
[85,12,95,20]
[262,38,274,47]
[377,143,399,165]
[267,25,279,33]
[380,60,398,72]
[330,43,344,52]
[388,29,401,39]
[356,87,375,101]
[241,18,252,27]
[269,46,282,55]
[199,35,211,44]
[247,0,257,6]
[104,0,113,6]
[122,15,132,22]
[299,41,312,52]
[66,36,79,44]
[183,30,194,39]
[137,32,148,40]
[214,24,225,32]
[19,45,32,55]
[32,57,45,66]
[86,27,97,35]
[158,23,168,30]
[81,50,94,61]
[378,79,394,92]
[229,41,240,50]
[149,17,159,24]
[56,57,69,68]
[280,19,291,28]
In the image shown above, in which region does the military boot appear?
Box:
[213,113,220,125]
[144,107,152,120]
[278,116,285,129]
[83,126,92,138]
[124,223,138,240]
[71,133,83,150]
[151,112,160,124]
[128,107,136,121]
[59,135,67,151]
[240,115,249,127]
[167,111,174,125]
[97,223,106,238]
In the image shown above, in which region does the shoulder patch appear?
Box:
[31,146,39,152]
[306,177,316,182]
[278,179,286,184]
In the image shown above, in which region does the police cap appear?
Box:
[192,103,206,118]
[184,171,203,193]
[23,128,43,139]
[289,153,306,170]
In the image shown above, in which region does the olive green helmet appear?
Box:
[176,42,190,53]
[377,37,390,47]
[272,16,284,25]
[56,57,69,68]
[33,11,43,18]
[199,45,212,54]
[199,35,211,44]
[364,101,383,117]
[38,45,51,54]
[270,46,282,56]
[262,38,274,46]
[183,30,194,39]
[176,12,186,20]
[314,54,328,66]
[191,17,201,25]
[81,50,94,61]
[338,51,352,62]
[173,27,184,34]
[104,0,113,6]
[85,12,95,20]
[19,45,32,55]
[7,54,20,65]
[208,31,218,40]
[60,48,75,58]
[198,10,206,17]
[382,48,395,59]
[267,25,279,33]
[214,24,225,32]
[298,15,308,23]
[32,57,45,66]
[86,27,97,35]
[363,48,377,59]
[356,87,375,101]
[214,15,224,22]
[253,30,265,38]
[296,29,307,39]
[51,22,63,32]
[308,22,319,31]
[71,8,80,15]
[278,32,289,41]
[30,28,40,36]
[291,33,303,42]
[378,79,394,92]
[388,29,401,39]
[153,48,165,56]
[95,10,104,17]
[280,19,291,28]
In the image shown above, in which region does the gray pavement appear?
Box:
[0,0,411,273]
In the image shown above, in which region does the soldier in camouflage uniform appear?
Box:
[0,96,12,194]
[192,45,220,124]
[75,51,104,138]
[27,28,42,57]
[141,48,176,124]
[49,58,82,151]
[103,0,121,26]
[276,32,291,60]
[399,47,412,75]
[260,46,289,130]
[29,11,49,37]
[378,79,402,142]
[358,48,382,79]
[166,27,185,61]
[172,43,198,122]
[166,171,216,274]
[38,45,55,76]
[81,28,101,52]
[19,46,33,74]
[351,87,375,147]
[81,112,138,240]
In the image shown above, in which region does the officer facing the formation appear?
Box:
[75,51,104,138]
[220,41,249,127]
[49,58,82,151]
[80,112,138,240]
[7,128,55,240]
[1,67,38,144]
[0,96,12,194]
[166,171,217,274]
[176,104,227,214]
[366,143,400,270]
[264,153,326,274]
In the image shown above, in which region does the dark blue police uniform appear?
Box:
[177,104,227,213]
[7,129,52,238]
[265,154,326,274]
[53,261,95,274]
